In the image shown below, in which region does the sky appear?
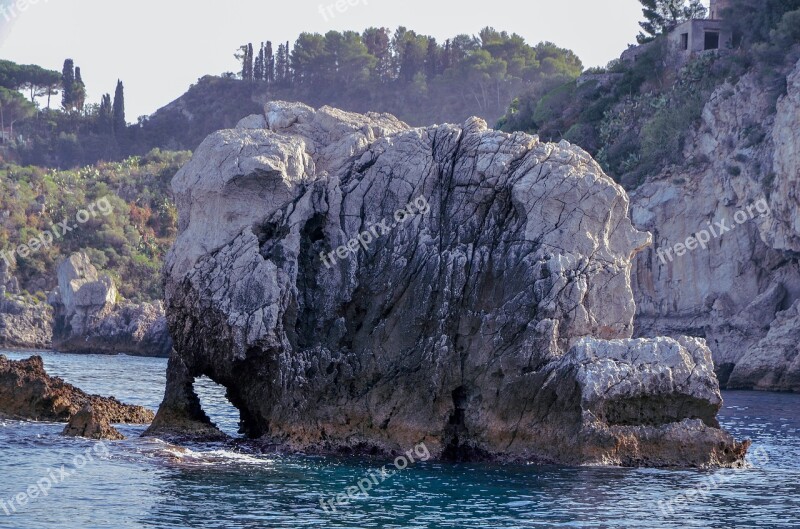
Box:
[0,0,706,120]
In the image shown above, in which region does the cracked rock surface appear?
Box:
[147,101,747,467]
[631,59,800,391]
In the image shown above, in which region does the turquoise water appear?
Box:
[1,351,798,529]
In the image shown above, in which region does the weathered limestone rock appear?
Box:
[631,58,800,391]
[50,253,173,357]
[0,296,52,350]
[147,102,746,467]
[532,336,748,466]
[0,354,153,424]
[0,261,52,349]
[62,404,125,440]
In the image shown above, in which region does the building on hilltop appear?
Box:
[621,0,733,65]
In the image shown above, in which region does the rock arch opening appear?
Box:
[193,376,241,437]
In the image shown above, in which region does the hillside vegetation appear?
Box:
[0,150,187,301]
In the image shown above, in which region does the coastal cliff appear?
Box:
[631,58,800,391]
[146,102,747,467]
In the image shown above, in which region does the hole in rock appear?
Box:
[193,376,242,437]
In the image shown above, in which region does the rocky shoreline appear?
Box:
[0,354,153,439]
[145,101,749,467]
[0,253,172,357]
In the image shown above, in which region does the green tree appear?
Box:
[254,43,265,81]
[275,42,290,86]
[73,67,86,112]
[265,41,275,84]
[425,37,440,79]
[61,59,75,110]
[0,87,35,141]
[363,27,392,81]
[98,93,113,133]
[235,44,255,81]
[112,80,125,136]
[392,28,428,82]
[291,33,328,86]
[325,30,376,84]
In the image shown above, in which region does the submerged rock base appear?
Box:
[147,102,747,467]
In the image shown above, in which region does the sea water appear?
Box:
[1,351,798,529]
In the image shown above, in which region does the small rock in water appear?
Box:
[63,404,124,440]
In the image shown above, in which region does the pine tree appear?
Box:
[112,80,125,136]
[61,59,75,110]
[362,27,392,81]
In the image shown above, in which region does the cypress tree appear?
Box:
[61,59,75,110]
[112,80,125,136]
[245,43,254,81]
[276,43,288,85]
[98,93,113,133]
[254,43,265,81]
[265,41,275,84]
[285,41,291,84]
[73,66,86,112]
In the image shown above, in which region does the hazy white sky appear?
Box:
[0,0,705,120]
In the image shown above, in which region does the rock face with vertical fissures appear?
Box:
[147,101,747,467]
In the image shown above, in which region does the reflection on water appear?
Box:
[1,351,798,529]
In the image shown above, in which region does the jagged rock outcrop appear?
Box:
[0,354,153,423]
[0,261,52,349]
[50,252,173,357]
[62,404,125,440]
[0,296,52,350]
[631,58,800,391]
[147,101,747,467]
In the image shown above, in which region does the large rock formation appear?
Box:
[631,58,800,391]
[0,354,153,423]
[146,101,747,467]
[50,252,173,357]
